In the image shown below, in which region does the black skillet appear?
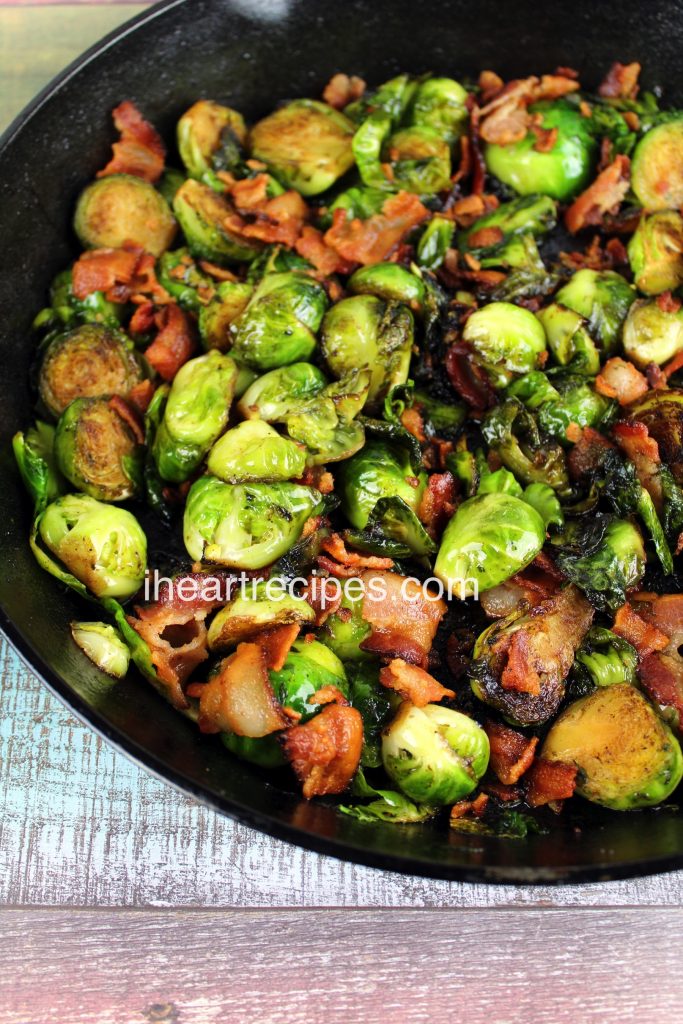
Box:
[1,0,682,884]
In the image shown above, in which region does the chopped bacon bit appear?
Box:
[359,570,446,668]
[567,426,615,480]
[294,225,355,276]
[448,193,499,228]
[485,721,538,785]
[301,515,323,539]
[467,226,504,248]
[324,191,429,265]
[531,122,558,153]
[282,702,363,798]
[598,61,641,100]
[321,533,394,571]
[225,175,308,248]
[97,101,165,183]
[445,341,497,411]
[565,422,582,444]
[658,289,683,313]
[191,641,289,736]
[595,357,649,405]
[108,395,144,445]
[72,245,170,305]
[198,261,239,282]
[565,155,631,234]
[450,792,489,820]
[612,603,670,658]
[297,465,334,493]
[483,779,523,802]
[258,623,300,672]
[400,406,426,442]
[311,685,350,707]
[378,658,455,707]
[143,303,197,380]
[623,111,640,131]
[452,135,472,186]
[500,630,542,695]
[555,66,580,80]
[322,72,366,109]
[316,555,364,579]
[646,362,669,389]
[478,74,578,146]
[579,100,593,118]
[418,471,456,539]
[526,759,577,807]
[478,70,504,101]
[639,652,683,734]
[630,594,683,642]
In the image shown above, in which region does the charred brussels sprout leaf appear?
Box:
[521,482,564,530]
[348,263,426,310]
[173,179,261,265]
[627,388,683,486]
[554,516,646,612]
[509,371,615,443]
[285,372,369,466]
[198,281,253,351]
[573,626,638,690]
[250,99,355,196]
[238,362,328,423]
[231,271,328,370]
[183,476,324,569]
[459,194,558,250]
[74,174,176,257]
[462,301,547,388]
[345,73,417,126]
[269,638,348,721]
[535,303,600,374]
[70,621,130,678]
[55,397,143,502]
[416,215,455,270]
[628,211,683,295]
[337,440,426,532]
[554,269,635,356]
[622,298,683,368]
[482,398,570,495]
[353,115,451,195]
[157,248,215,312]
[632,119,683,211]
[340,767,437,823]
[177,100,247,184]
[207,420,306,483]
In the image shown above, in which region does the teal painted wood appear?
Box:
[2,633,683,907]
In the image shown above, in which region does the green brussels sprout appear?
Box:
[231,271,328,370]
[198,281,254,351]
[344,73,417,126]
[535,303,600,374]
[183,476,324,569]
[622,298,683,368]
[628,211,683,295]
[542,684,683,810]
[382,703,489,806]
[631,119,683,211]
[508,371,614,443]
[173,179,261,264]
[484,100,597,201]
[318,584,372,662]
[521,482,564,531]
[238,362,328,422]
[459,194,558,250]
[574,626,638,689]
[74,174,177,257]
[153,351,237,483]
[34,268,124,332]
[38,323,143,420]
[321,295,414,410]
[554,269,635,355]
[207,581,315,651]
[54,397,143,502]
[482,398,571,495]
[326,185,387,227]
[38,494,146,599]
[285,373,369,466]
[409,76,468,143]
[270,637,348,722]
[177,99,247,183]
[157,249,215,312]
[627,389,683,486]
[477,464,523,497]
[70,621,130,679]
[461,301,547,388]
[416,215,455,270]
[207,420,306,483]
[249,99,355,196]
[348,263,426,310]
[337,440,426,531]
[434,492,545,598]
[554,516,646,613]
[353,115,451,194]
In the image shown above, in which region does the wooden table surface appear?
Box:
[1,4,682,1020]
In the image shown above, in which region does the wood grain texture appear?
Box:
[1,906,680,1023]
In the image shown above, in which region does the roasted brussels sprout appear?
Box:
[207,581,315,651]
[508,372,614,443]
[554,516,646,613]
[249,99,355,196]
[482,398,570,495]
[542,684,683,810]
[70,620,130,678]
[462,301,547,388]
[344,73,416,125]
[198,281,253,351]
[222,732,286,768]
[55,397,143,502]
[173,179,261,264]
[416,215,455,270]
[627,389,683,485]
[37,494,146,599]
[535,303,600,374]
[153,351,237,483]
[38,323,143,420]
[382,704,489,805]
[409,76,468,143]
[459,194,557,250]
[484,101,596,201]
[337,439,426,531]
[631,119,683,211]
[622,298,683,368]
[231,271,328,370]
[238,362,328,422]
[207,420,306,482]
[157,248,216,313]
[554,269,635,356]
[321,295,414,410]
[573,626,638,689]
[270,638,348,722]
[434,492,545,598]
[318,585,372,662]
[628,211,683,294]
[35,268,124,332]
[177,100,247,182]
[183,476,323,569]
[285,372,369,466]
[74,174,176,257]
[348,263,425,310]
[353,114,451,194]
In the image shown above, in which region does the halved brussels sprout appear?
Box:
[622,298,683,368]
[631,119,683,211]
[508,372,614,444]
[74,174,177,257]
[231,271,328,370]
[627,389,683,485]
[573,626,638,689]
[353,116,451,195]
[348,263,425,310]
[628,211,683,295]
[207,581,315,651]
[270,638,348,722]
[38,494,146,599]
[286,401,366,467]
[55,397,142,502]
[198,281,253,351]
[70,621,130,678]
[318,584,372,662]
[153,351,237,483]
[484,101,596,201]
[409,76,468,143]
[462,301,547,388]
[249,99,355,196]
[39,323,143,420]
[482,398,570,495]
[459,194,558,250]
[555,516,646,613]
[554,269,635,355]
[35,268,124,332]
[434,492,545,598]
[238,362,328,421]
[156,247,217,313]
[542,684,683,810]
[535,303,600,374]
[207,420,306,482]
[337,439,426,531]
[321,295,414,410]
[183,476,323,569]
[177,100,247,182]
[173,179,261,264]
[382,703,489,805]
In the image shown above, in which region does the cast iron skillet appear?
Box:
[1,0,682,884]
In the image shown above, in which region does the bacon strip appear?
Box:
[612,421,663,511]
[595,358,649,405]
[598,62,641,100]
[378,659,455,707]
[417,472,457,539]
[485,721,538,785]
[478,74,579,146]
[282,703,363,798]
[224,175,308,248]
[359,570,446,668]
[294,226,355,276]
[320,533,394,570]
[258,623,301,672]
[565,156,631,235]
[325,191,429,265]
[72,245,170,304]
[189,641,290,736]
[525,759,577,807]
[612,603,670,658]
[141,303,197,380]
[97,101,166,183]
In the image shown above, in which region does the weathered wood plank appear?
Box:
[0,907,680,1023]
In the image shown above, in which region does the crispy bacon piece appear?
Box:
[564,156,631,234]
[294,226,355,276]
[478,70,504,101]
[128,379,156,416]
[612,421,663,511]
[664,349,683,380]
[378,658,455,707]
[258,623,301,672]
[627,595,683,732]
[485,721,538,785]
[97,101,165,183]
[501,630,543,695]
[526,759,577,807]
[322,72,366,109]
[595,357,649,405]
[417,472,456,539]
[478,74,579,146]
[282,702,363,798]
[639,651,683,731]
[598,61,641,100]
[400,406,427,442]
[310,685,350,707]
[189,641,290,736]
[530,121,558,153]
[483,779,523,802]
[612,603,670,658]
[108,395,144,445]
[630,594,683,642]
[71,245,170,304]
[450,792,489,820]
[297,466,334,493]
[324,191,429,265]
[445,342,497,412]
[359,570,446,668]
[657,290,682,314]
[320,533,394,570]
[467,226,504,248]
[225,175,308,248]
[142,303,197,380]
[302,575,343,626]
[567,426,615,480]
